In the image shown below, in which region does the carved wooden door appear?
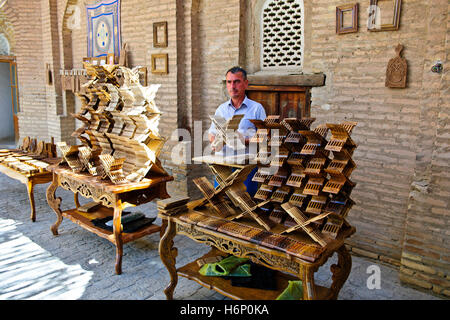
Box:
[246,85,311,119]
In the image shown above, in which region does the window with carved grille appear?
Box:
[261,0,304,70]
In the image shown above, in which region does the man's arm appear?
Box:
[208,133,216,151]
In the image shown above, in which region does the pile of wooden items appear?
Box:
[0,137,57,175]
[210,114,246,152]
[56,63,169,184]
[192,116,358,248]
[157,196,190,216]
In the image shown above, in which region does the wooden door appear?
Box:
[246,85,311,119]
[9,61,19,140]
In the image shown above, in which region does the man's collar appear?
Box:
[228,96,249,110]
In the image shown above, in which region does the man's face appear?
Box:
[226,71,248,100]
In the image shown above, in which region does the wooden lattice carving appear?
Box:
[386,44,407,88]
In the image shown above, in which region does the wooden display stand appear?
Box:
[46,164,173,274]
[158,115,358,299]
[158,198,354,300]
[46,63,174,274]
[0,138,59,222]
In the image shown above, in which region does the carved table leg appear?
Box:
[46,172,62,236]
[74,192,80,209]
[159,218,178,300]
[160,218,167,238]
[301,265,317,300]
[327,245,352,300]
[113,197,124,275]
[26,180,36,222]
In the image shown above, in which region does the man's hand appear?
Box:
[209,133,221,152]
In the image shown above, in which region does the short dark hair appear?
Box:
[226,66,247,80]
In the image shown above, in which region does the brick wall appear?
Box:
[397,0,450,296]
[306,0,449,296]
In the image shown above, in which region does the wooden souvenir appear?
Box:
[336,3,358,35]
[269,147,290,167]
[325,149,356,178]
[303,176,326,196]
[287,152,307,168]
[368,0,402,32]
[285,167,306,188]
[77,201,101,213]
[321,216,345,239]
[323,196,354,219]
[157,196,189,216]
[304,156,328,176]
[305,195,328,215]
[229,192,273,231]
[191,155,275,231]
[151,53,168,75]
[98,154,127,184]
[250,117,358,244]
[322,176,355,197]
[325,122,357,154]
[63,64,169,184]
[254,184,275,201]
[57,142,84,173]
[288,187,310,209]
[153,21,168,48]
[298,128,328,156]
[268,205,286,224]
[281,117,316,132]
[280,202,330,247]
[210,114,245,151]
[252,167,271,183]
[119,42,128,67]
[385,44,407,88]
[267,166,289,187]
[193,176,235,218]
[270,186,291,203]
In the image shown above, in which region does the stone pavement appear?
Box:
[0,172,443,301]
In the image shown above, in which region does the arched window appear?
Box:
[261,0,304,71]
[0,33,10,55]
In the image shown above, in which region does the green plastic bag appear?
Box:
[276,280,304,300]
[199,255,250,277]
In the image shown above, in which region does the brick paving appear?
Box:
[0,172,442,300]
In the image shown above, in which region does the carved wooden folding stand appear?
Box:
[0,137,58,221]
[158,118,358,300]
[46,63,173,274]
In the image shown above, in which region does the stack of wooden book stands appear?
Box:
[192,116,358,248]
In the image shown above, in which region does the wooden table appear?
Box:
[0,156,59,222]
[158,199,355,300]
[46,164,173,274]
